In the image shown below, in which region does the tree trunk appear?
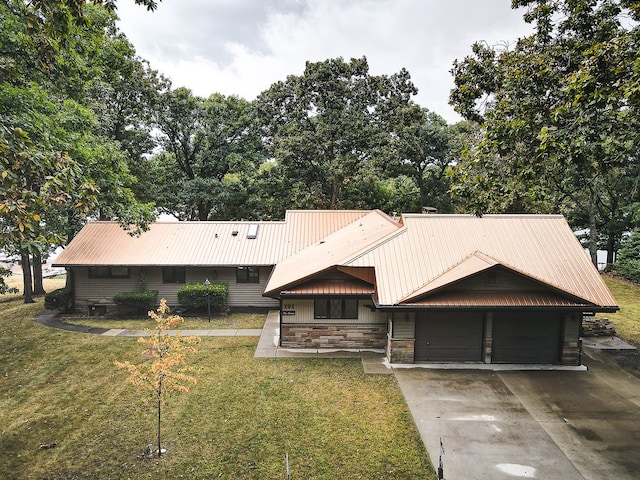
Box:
[588,185,598,268]
[32,252,46,295]
[157,375,163,457]
[330,178,340,209]
[416,166,427,209]
[197,200,209,221]
[606,235,616,269]
[21,252,34,304]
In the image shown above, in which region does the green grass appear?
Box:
[602,274,640,347]
[1,273,636,478]
[0,293,433,479]
[61,312,267,330]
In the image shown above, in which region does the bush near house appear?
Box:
[113,290,159,315]
[44,287,72,312]
[178,282,228,313]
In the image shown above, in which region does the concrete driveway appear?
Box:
[394,348,640,479]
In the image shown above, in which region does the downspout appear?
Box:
[65,268,75,312]
[279,297,283,347]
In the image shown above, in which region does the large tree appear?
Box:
[449,0,640,265]
[255,57,420,210]
[393,108,455,212]
[152,89,265,220]
[1,1,159,300]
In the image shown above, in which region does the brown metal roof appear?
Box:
[262,210,402,296]
[281,278,375,296]
[53,210,369,267]
[55,211,618,311]
[403,291,595,308]
[348,214,618,309]
[398,251,498,302]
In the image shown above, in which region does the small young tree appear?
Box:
[115,299,200,457]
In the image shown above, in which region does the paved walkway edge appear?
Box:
[36,310,262,337]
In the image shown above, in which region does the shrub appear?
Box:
[177,282,228,314]
[44,287,73,312]
[113,290,159,315]
[0,265,18,295]
[616,229,640,284]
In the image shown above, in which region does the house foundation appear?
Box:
[280,324,386,349]
[387,336,415,363]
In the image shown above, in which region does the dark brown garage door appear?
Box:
[415,312,484,362]
[492,312,561,364]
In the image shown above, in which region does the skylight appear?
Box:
[247,224,259,239]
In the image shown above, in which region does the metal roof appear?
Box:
[55,211,618,311]
[347,214,618,309]
[400,291,596,309]
[281,278,375,296]
[262,210,401,296]
[53,210,369,267]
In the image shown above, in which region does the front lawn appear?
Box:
[0,296,433,479]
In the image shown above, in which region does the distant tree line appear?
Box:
[2,0,639,302]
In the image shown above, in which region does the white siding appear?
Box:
[73,267,143,308]
[204,266,278,308]
[391,312,415,338]
[71,266,278,310]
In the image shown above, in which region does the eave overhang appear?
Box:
[397,251,616,311]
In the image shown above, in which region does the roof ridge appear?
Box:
[344,221,406,265]
[397,250,499,303]
[400,213,566,219]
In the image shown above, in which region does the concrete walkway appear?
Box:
[254,310,391,374]
[36,310,262,338]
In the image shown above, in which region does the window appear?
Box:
[237,266,259,283]
[314,298,358,319]
[162,267,185,283]
[88,266,130,278]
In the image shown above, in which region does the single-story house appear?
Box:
[54,210,618,365]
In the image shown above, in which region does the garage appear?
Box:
[492,312,562,364]
[415,312,484,362]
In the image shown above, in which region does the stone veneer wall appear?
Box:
[281,324,386,349]
[561,340,581,366]
[387,336,415,363]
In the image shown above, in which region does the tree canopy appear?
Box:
[255,57,423,210]
[449,0,640,266]
[5,0,640,300]
[1,1,160,300]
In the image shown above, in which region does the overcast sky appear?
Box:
[116,0,534,124]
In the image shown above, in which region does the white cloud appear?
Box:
[116,0,533,123]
